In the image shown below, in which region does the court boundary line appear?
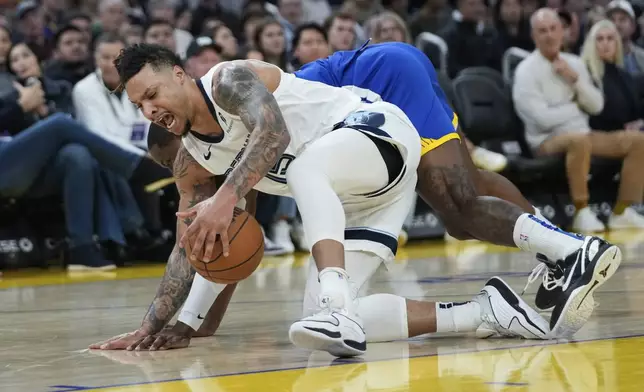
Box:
[66,332,644,391]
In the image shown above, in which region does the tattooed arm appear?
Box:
[140,145,218,334]
[211,62,290,203]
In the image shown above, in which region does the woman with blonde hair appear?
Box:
[582,19,644,132]
[365,11,411,44]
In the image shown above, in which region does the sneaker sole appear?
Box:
[550,245,621,338]
[289,322,365,358]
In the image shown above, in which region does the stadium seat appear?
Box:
[502,47,530,85]
[415,32,448,77]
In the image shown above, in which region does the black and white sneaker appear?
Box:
[548,236,621,337]
[522,253,565,311]
[289,298,366,358]
[475,277,550,339]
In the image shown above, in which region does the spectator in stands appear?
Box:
[607,0,644,76]
[0,25,10,74]
[242,10,270,51]
[583,21,644,133]
[253,18,292,71]
[342,0,385,24]
[558,10,582,53]
[44,25,92,86]
[302,0,332,25]
[0,42,150,270]
[324,12,356,52]
[494,0,534,51]
[176,6,193,32]
[206,21,240,60]
[291,23,330,69]
[408,0,452,38]
[143,19,177,53]
[147,0,194,59]
[72,34,169,256]
[365,10,411,43]
[513,9,644,231]
[383,0,409,20]
[120,15,145,46]
[41,0,65,36]
[13,1,51,61]
[64,12,93,46]
[184,36,223,78]
[96,0,128,36]
[190,0,242,39]
[277,0,304,52]
[439,0,504,77]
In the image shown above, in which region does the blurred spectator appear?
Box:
[253,17,292,71]
[408,0,452,38]
[120,15,145,46]
[439,0,504,77]
[365,10,411,43]
[148,0,194,59]
[73,34,169,252]
[176,6,193,32]
[342,0,385,24]
[324,12,356,52]
[242,10,270,50]
[522,0,540,18]
[291,23,330,68]
[513,9,644,232]
[13,1,51,61]
[277,0,303,52]
[494,0,534,51]
[0,25,10,74]
[0,42,151,269]
[184,36,222,78]
[584,20,644,132]
[44,25,92,85]
[143,19,177,53]
[302,0,332,25]
[205,21,240,60]
[64,12,93,46]
[190,0,242,39]
[558,10,582,53]
[41,0,66,35]
[96,0,128,36]
[607,0,644,76]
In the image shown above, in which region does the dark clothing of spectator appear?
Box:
[44,60,93,86]
[190,4,242,39]
[496,20,534,52]
[408,6,453,38]
[590,63,644,131]
[440,19,504,78]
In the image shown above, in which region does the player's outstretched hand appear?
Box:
[89,328,150,350]
[129,323,193,351]
[177,193,235,262]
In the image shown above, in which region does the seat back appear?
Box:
[502,47,530,85]
[415,32,448,76]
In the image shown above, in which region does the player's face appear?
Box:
[127,64,191,137]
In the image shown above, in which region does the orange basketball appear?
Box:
[186,208,264,284]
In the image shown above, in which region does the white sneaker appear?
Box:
[262,228,289,256]
[289,298,367,357]
[608,207,644,230]
[271,220,295,253]
[572,207,605,233]
[471,147,508,172]
[474,277,550,339]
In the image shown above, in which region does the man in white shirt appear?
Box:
[513,8,644,232]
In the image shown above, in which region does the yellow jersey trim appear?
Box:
[420,113,461,156]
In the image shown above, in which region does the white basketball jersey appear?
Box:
[182,63,363,196]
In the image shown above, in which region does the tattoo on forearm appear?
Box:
[418,164,522,247]
[140,148,218,333]
[213,64,290,201]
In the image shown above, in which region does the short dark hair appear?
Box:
[94,32,126,49]
[323,11,355,32]
[143,18,174,37]
[63,11,92,25]
[292,23,327,49]
[54,24,83,47]
[114,43,183,91]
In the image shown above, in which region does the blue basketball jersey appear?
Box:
[295,42,460,156]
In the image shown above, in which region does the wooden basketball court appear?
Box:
[2,231,644,391]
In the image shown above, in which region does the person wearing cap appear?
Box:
[13,0,51,60]
[184,36,222,78]
[607,0,644,75]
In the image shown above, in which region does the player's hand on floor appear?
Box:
[129,322,193,351]
[89,328,150,350]
[177,194,235,261]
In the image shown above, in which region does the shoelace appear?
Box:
[521,263,564,295]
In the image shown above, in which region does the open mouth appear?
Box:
[156,113,175,129]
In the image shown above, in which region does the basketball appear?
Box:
[186,208,264,284]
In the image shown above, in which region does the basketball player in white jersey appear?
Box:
[89,44,550,356]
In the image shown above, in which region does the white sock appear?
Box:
[319,267,353,311]
[435,301,481,333]
[513,213,584,261]
[355,293,408,342]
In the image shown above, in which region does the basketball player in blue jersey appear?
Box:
[90,43,619,355]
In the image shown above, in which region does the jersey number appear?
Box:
[265,154,295,184]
